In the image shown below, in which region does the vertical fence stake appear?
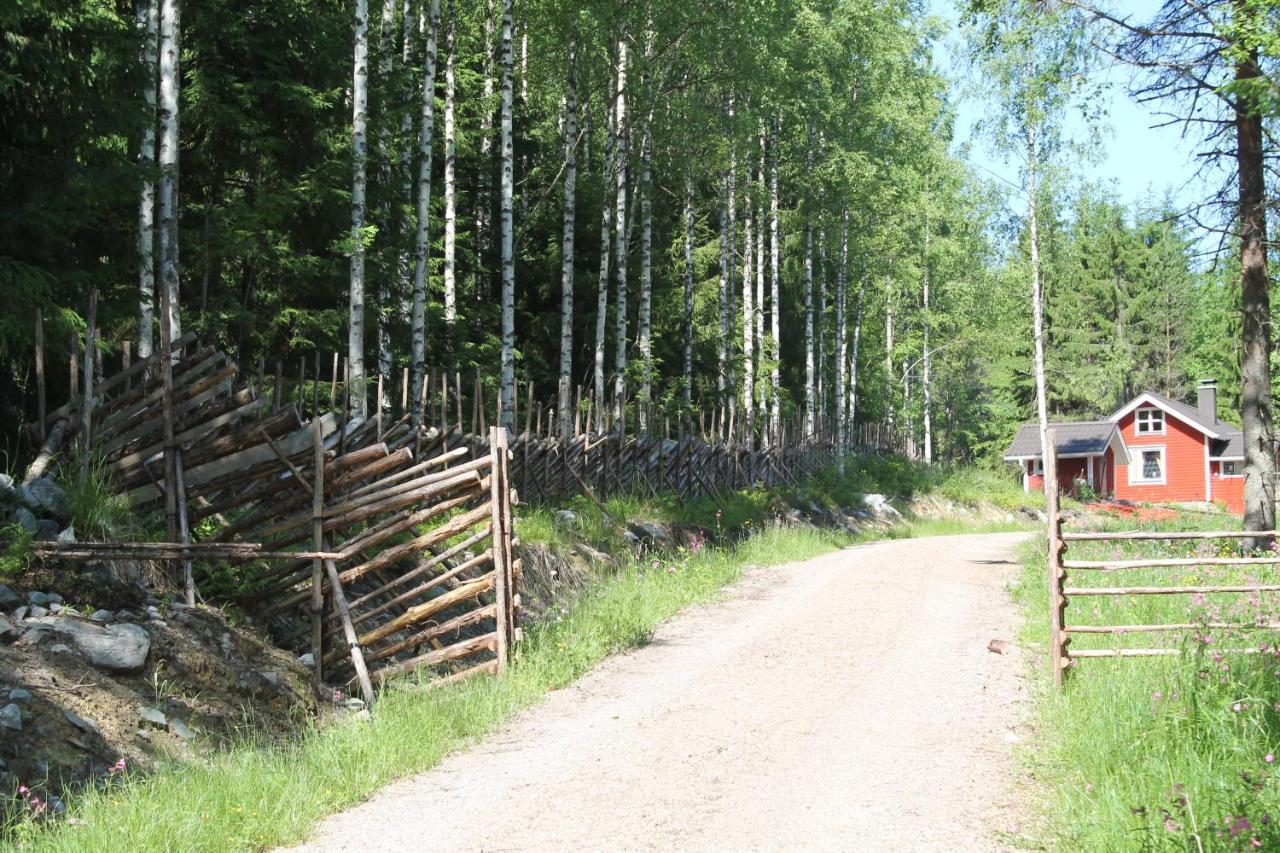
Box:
[1044,427,1068,688]
[34,309,46,442]
[310,418,325,689]
[489,427,511,672]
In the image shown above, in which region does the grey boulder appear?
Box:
[26,617,150,672]
[20,477,70,521]
[10,507,38,536]
[0,585,21,609]
[0,704,22,731]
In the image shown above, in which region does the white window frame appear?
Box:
[1029,458,1044,476]
[1129,445,1167,486]
[1220,460,1243,478]
[1135,407,1166,436]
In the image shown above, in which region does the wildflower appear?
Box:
[1227,815,1253,837]
[1164,816,1182,833]
[1234,702,1244,712]
[1267,754,1275,764]
[1152,691,1163,701]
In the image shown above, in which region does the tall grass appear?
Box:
[1014,517,1280,850]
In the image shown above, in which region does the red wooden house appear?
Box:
[1004,380,1249,513]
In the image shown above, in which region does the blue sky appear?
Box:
[927,0,1215,214]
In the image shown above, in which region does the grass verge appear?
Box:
[1013,514,1280,851]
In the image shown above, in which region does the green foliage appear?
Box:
[63,457,148,543]
[0,523,34,581]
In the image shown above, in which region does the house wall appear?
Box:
[1025,457,1094,496]
[1103,446,1115,495]
[1113,410,1208,503]
[1210,461,1245,514]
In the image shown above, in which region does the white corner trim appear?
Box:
[1204,433,1211,502]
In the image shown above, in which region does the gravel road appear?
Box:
[294,531,1033,852]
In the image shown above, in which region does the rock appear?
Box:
[259,671,281,687]
[628,520,675,548]
[89,609,113,624]
[27,591,50,607]
[64,710,99,734]
[48,643,71,654]
[0,704,22,731]
[137,706,167,728]
[621,529,642,548]
[168,718,196,741]
[554,509,579,529]
[0,616,20,642]
[48,603,63,614]
[8,689,32,706]
[0,585,20,609]
[36,519,60,541]
[859,493,904,522]
[19,477,70,521]
[115,609,139,622]
[55,526,76,544]
[298,653,315,669]
[12,606,28,621]
[150,620,167,629]
[28,605,49,618]
[10,507,38,536]
[26,617,150,672]
[45,593,61,605]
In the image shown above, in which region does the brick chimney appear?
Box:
[1197,379,1218,422]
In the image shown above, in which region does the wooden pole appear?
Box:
[34,309,46,443]
[330,352,339,408]
[311,417,325,689]
[299,355,307,414]
[68,329,79,402]
[489,426,511,672]
[122,340,132,393]
[174,449,195,606]
[274,359,284,409]
[1044,427,1067,688]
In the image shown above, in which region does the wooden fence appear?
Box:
[1044,430,1280,688]
[28,335,519,702]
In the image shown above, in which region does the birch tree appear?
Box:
[441,0,458,352]
[156,0,181,345]
[135,0,159,361]
[611,35,629,426]
[741,162,755,440]
[557,32,578,440]
[347,0,371,417]
[768,119,781,444]
[683,173,695,411]
[835,211,849,466]
[594,92,616,430]
[497,0,515,430]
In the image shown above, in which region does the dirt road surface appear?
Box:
[295,532,1033,852]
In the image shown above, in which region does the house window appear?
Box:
[1029,459,1044,476]
[1129,446,1166,485]
[1222,460,1241,477]
[1135,408,1165,435]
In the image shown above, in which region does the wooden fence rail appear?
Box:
[1044,428,1280,686]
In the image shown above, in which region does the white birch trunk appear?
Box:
[394,0,416,333]
[851,275,865,439]
[475,0,494,300]
[768,121,781,444]
[611,37,629,427]
[725,137,738,429]
[410,0,440,424]
[637,116,653,432]
[557,35,578,440]
[817,227,826,435]
[156,0,181,347]
[136,0,159,361]
[594,91,616,431]
[1028,126,1049,438]
[802,134,814,439]
[741,172,755,440]
[754,179,764,435]
[442,0,457,346]
[835,212,848,467]
[717,177,729,411]
[885,280,895,431]
[498,0,516,430]
[683,173,695,411]
[922,211,933,465]
[348,0,371,417]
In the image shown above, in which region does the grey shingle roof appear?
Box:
[1004,421,1117,459]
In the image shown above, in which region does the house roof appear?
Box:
[1109,390,1236,439]
[1003,421,1120,460]
[1110,389,1245,458]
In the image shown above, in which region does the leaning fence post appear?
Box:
[311,418,325,689]
[488,426,512,672]
[1044,427,1069,688]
